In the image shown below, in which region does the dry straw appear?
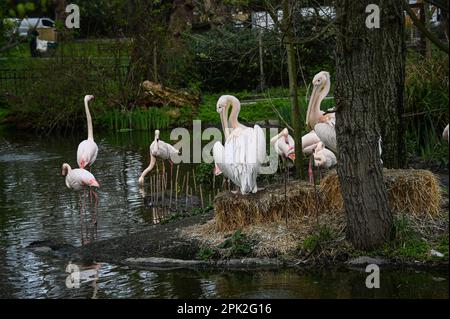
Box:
[320,169,442,217]
[214,169,442,232]
[214,180,326,232]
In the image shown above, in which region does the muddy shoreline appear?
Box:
[28,210,448,271]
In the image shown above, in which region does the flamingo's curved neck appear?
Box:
[140,154,156,180]
[154,131,160,152]
[270,129,286,145]
[84,98,94,140]
[62,163,72,175]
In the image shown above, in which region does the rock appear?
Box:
[430,249,444,258]
[32,246,53,253]
[346,256,387,266]
[216,258,283,269]
[125,257,209,268]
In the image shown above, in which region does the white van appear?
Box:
[18,18,55,37]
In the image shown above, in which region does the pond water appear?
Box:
[0,129,448,299]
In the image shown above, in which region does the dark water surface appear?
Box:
[0,130,448,299]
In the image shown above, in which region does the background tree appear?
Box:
[334,0,408,250]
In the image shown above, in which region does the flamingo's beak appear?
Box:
[89,179,100,188]
[213,165,222,176]
[288,153,296,161]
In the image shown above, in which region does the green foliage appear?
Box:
[161,206,211,225]
[183,25,335,92]
[195,162,215,186]
[388,216,431,260]
[350,216,448,262]
[302,225,333,253]
[405,49,449,166]
[217,229,252,256]
[197,246,216,261]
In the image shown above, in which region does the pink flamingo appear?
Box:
[139,130,179,186]
[313,141,337,169]
[61,163,100,218]
[271,128,296,161]
[77,95,98,170]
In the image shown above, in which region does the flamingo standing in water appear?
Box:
[213,95,266,195]
[61,163,100,215]
[77,95,98,170]
[139,130,179,186]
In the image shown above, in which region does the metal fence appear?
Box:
[0,63,129,97]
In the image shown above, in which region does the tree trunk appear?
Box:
[283,0,304,179]
[335,0,401,250]
[377,1,406,168]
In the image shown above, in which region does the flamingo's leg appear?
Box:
[308,156,313,184]
[169,160,174,184]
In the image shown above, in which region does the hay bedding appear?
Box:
[214,169,442,232]
[214,180,325,232]
[320,169,442,217]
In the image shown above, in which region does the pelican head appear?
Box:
[312,71,329,87]
[306,71,331,129]
[216,95,231,114]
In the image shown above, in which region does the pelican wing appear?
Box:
[214,127,260,194]
[314,123,337,153]
[252,124,267,165]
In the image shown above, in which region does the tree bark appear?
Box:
[283,0,304,179]
[375,1,407,168]
[335,0,399,250]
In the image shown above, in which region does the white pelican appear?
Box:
[305,71,337,152]
[213,95,266,195]
[77,95,98,169]
[139,129,179,186]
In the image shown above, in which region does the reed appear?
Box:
[99,107,171,132]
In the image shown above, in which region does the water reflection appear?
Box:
[0,130,447,299]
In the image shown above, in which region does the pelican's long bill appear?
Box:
[306,84,319,128]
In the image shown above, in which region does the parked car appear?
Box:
[17,17,55,37]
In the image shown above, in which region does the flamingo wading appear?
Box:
[139,130,179,186]
[77,95,98,170]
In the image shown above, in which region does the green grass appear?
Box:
[349,216,448,263]
[197,90,335,129]
[96,107,171,132]
[302,225,334,253]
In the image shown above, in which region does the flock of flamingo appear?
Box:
[62,71,449,212]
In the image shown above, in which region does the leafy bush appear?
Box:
[404,50,449,165]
